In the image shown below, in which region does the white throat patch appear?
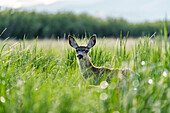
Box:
[77,58,87,74]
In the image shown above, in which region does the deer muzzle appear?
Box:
[77,54,83,59]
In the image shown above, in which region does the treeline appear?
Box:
[0,9,169,39]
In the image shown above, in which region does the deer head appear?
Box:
[69,34,96,60]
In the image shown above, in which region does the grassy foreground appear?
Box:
[0,35,169,113]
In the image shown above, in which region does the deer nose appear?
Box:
[77,54,83,59]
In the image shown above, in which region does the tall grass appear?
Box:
[0,32,169,112]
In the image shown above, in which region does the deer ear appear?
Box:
[69,35,78,48]
[87,34,96,48]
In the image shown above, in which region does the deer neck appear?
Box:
[77,55,94,74]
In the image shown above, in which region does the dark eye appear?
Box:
[76,49,78,52]
[85,50,89,53]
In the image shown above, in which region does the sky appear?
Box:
[0,0,169,23]
[0,0,61,8]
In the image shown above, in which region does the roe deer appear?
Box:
[69,34,134,83]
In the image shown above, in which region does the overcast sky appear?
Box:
[0,0,169,23]
[0,0,61,8]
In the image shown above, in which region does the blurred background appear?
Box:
[0,0,170,39]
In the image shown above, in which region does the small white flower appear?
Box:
[0,96,5,103]
[148,79,153,84]
[163,71,167,77]
[100,93,108,100]
[134,88,137,91]
[141,61,145,65]
[100,81,109,89]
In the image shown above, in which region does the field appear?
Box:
[0,34,169,113]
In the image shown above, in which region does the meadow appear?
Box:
[0,34,169,113]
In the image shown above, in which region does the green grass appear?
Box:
[0,34,169,113]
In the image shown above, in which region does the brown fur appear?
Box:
[81,55,133,82]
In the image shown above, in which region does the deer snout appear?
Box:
[77,54,83,59]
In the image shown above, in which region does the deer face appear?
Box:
[69,34,96,60]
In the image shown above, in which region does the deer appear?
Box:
[69,34,134,84]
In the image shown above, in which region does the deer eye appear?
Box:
[85,50,89,53]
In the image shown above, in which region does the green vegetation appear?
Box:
[0,9,169,112]
[0,9,170,39]
[0,31,169,112]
